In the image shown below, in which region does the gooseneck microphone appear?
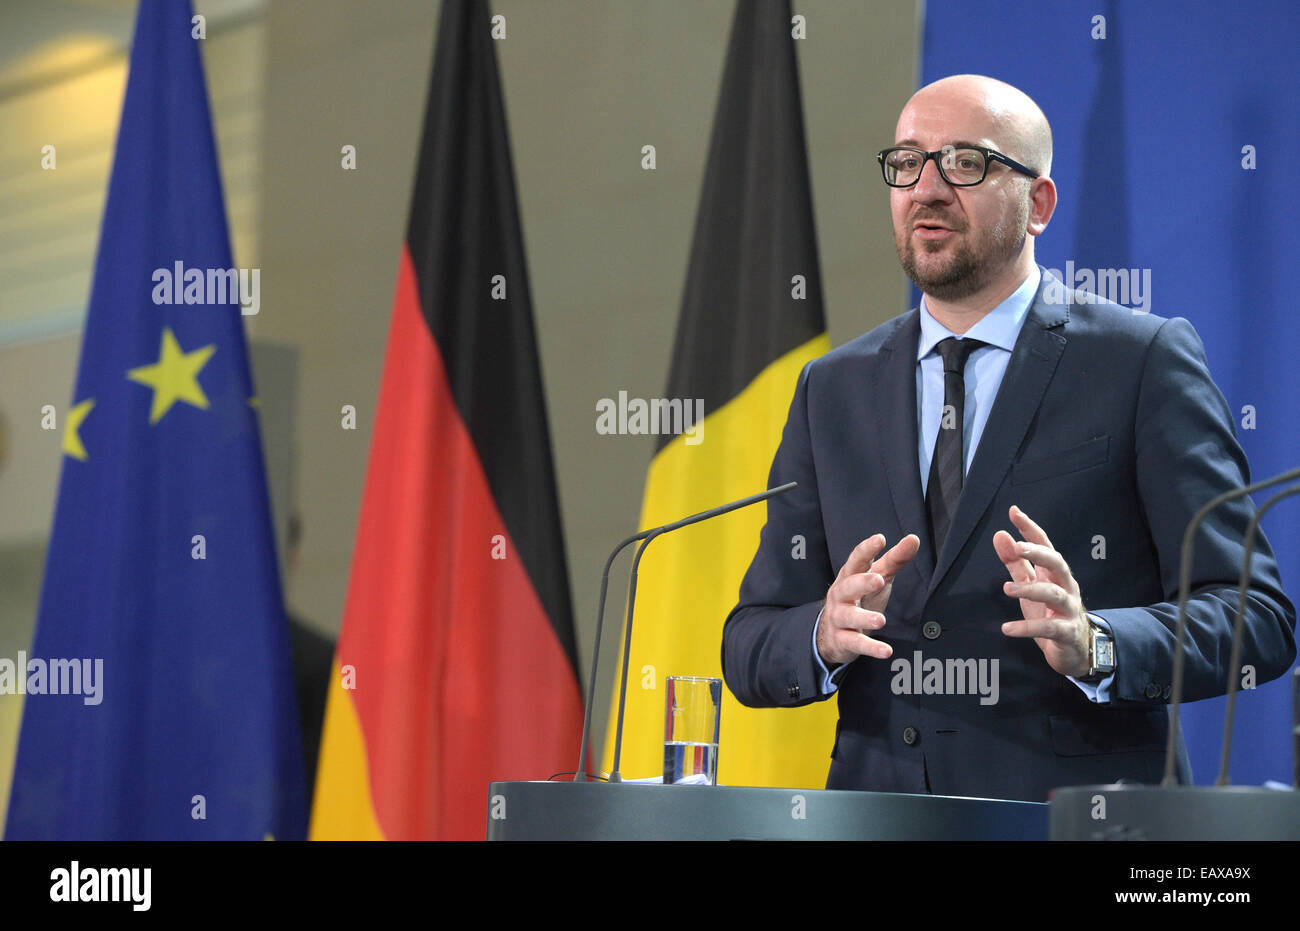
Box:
[573,482,796,783]
[1215,482,1300,785]
[572,527,656,782]
[1163,464,1300,786]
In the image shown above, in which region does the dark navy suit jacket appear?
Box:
[721,270,1296,801]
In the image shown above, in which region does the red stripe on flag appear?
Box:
[337,246,582,839]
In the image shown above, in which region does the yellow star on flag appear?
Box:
[62,399,95,461]
[127,327,217,425]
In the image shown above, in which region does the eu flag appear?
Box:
[3,0,305,839]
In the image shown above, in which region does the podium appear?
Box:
[486,781,1047,840]
[1049,785,1300,840]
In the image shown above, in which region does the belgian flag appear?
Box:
[311,0,582,840]
[600,0,836,787]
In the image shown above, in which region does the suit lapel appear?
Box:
[870,310,935,582]
[926,275,1070,599]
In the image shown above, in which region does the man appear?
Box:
[720,74,1296,801]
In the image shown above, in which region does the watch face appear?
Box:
[1096,637,1114,669]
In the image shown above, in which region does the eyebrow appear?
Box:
[894,138,989,150]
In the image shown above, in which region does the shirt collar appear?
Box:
[916,265,1041,361]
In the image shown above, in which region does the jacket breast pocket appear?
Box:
[1011,434,1109,486]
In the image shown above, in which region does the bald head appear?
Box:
[900,75,1052,177]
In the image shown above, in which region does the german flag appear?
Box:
[600,0,836,788]
[311,0,582,840]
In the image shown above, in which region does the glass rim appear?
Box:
[876,144,1040,187]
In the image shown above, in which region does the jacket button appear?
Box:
[902,726,919,746]
[1144,683,1160,699]
[787,684,800,699]
[922,620,942,640]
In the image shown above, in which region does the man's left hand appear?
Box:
[993,505,1091,678]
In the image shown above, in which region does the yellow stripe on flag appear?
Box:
[601,333,837,788]
[0,693,21,837]
[309,661,386,840]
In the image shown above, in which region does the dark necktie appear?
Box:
[925,337,986,556]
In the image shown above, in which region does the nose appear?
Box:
[910,155,954,204]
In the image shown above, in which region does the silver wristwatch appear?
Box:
[1084,613,1115,680]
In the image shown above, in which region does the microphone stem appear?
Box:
[574,531,649,781]
[1216,485,1300,785]
[1164,464,1300,786]
[608,529,664,782]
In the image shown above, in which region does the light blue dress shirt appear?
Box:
[812,267,1115,702]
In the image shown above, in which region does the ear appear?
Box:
[1026,176,1057,236]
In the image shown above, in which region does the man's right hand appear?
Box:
[816,533,921,667]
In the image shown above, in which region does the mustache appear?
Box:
[909,211,964,230]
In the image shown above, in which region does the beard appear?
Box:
[896,193,1030,301]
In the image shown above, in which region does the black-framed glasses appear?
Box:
[876,145,1040,187]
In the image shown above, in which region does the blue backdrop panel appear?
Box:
[921,0,1299,785]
